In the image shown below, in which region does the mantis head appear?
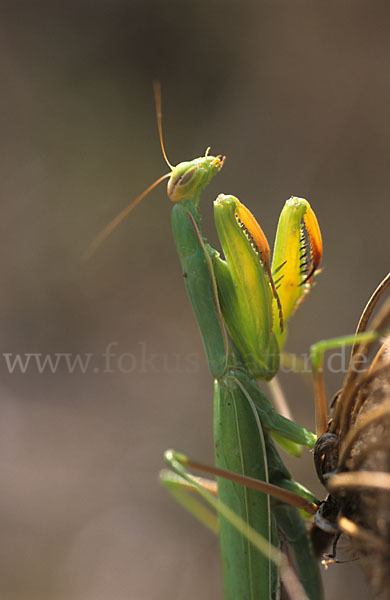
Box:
[168,153,225,203]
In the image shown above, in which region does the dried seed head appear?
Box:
[313,278,390,599]
[331,344,390,599]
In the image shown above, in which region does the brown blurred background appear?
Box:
[0,1,389,598]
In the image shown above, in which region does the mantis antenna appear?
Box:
[153,80,174,170]
[82,172,170,261]
[83,82,173,260]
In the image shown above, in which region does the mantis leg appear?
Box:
[163,450,281,567]
[234,369,317,449]
[165,446,323,600]
[310,331,383,436]
[163,453,314,600]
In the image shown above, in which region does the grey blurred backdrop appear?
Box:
[0,1,389,599]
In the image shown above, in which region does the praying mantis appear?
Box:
[85,84,390,599]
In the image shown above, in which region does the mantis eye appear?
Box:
[176,167,196,187]
[168,166,197,201]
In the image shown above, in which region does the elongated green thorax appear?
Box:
[172,203,228,379]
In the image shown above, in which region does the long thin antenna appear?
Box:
[83,172,170,261]
[153,80,174,170]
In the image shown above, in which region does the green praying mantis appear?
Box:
[84,84,361,600]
